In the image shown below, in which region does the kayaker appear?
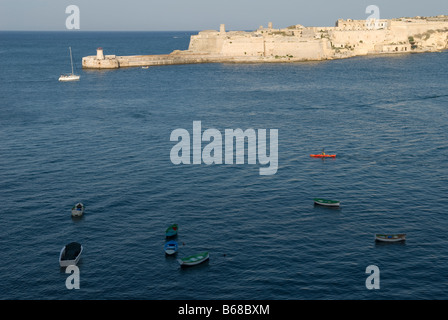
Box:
[321,148,326,156]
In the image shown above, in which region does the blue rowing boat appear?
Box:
[164,240,179,255]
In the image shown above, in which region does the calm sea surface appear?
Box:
[0,31,447,300]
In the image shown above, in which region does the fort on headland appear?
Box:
[82,15,448,69]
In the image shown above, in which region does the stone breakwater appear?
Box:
[82,50,281,69]
[82,15,448,69]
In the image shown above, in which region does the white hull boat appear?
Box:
[59,74,80,81]
[59,242,83,267]
[71,203,84,217]
[59,47,80,82]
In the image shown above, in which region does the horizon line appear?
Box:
[0,29,202,32]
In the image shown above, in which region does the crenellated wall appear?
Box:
[82,16,448,69]
[184,17,448,58]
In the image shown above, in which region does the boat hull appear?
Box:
[375,234,406,242]
[310,154,336,158]
[71,203,84,217]
[314,198,340,207]
[178,252,209,267]
[59,75,80,81]
[164,240,179,255]
[71,209,84,217]
[165,224,178,237]
[59,243,83,267]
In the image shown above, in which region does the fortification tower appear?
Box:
[220,24,226,33]
[96,47,104,60]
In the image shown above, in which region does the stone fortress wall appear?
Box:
[82,15,448,69]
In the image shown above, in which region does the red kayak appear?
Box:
[310,154,336,158]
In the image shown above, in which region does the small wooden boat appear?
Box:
[142,66,149,69]
[59,242,83,267]
[178,252,209,267]
[164,240,179,255]
[71,203,84,217]
[314,198,340,207]
[165,224,178,237]
[375,234,406,242]
[310,154,336,158]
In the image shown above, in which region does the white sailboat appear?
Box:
[59,47,80,82]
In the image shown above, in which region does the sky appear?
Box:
[0,0,447,31]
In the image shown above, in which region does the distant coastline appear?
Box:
[82,15,448,69]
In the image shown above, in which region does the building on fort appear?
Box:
[82,15,448,69]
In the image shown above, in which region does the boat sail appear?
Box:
[59,47,80,81]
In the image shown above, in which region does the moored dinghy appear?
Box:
[164,240,179,255]
[375,234,406,242]
[313,198,340,207]
[71,203,84,217]
[59,242,83,267]
[165,224,178,237]
[178,252,209,267]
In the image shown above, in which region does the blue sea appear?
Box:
[0,31,447,300]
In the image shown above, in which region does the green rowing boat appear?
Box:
[313,198,340,207]
[165,224,178,237]
[178,252,209,266]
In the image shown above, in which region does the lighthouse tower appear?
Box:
[96,47,104,60]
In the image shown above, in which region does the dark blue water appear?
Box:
[1,31,448,300]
